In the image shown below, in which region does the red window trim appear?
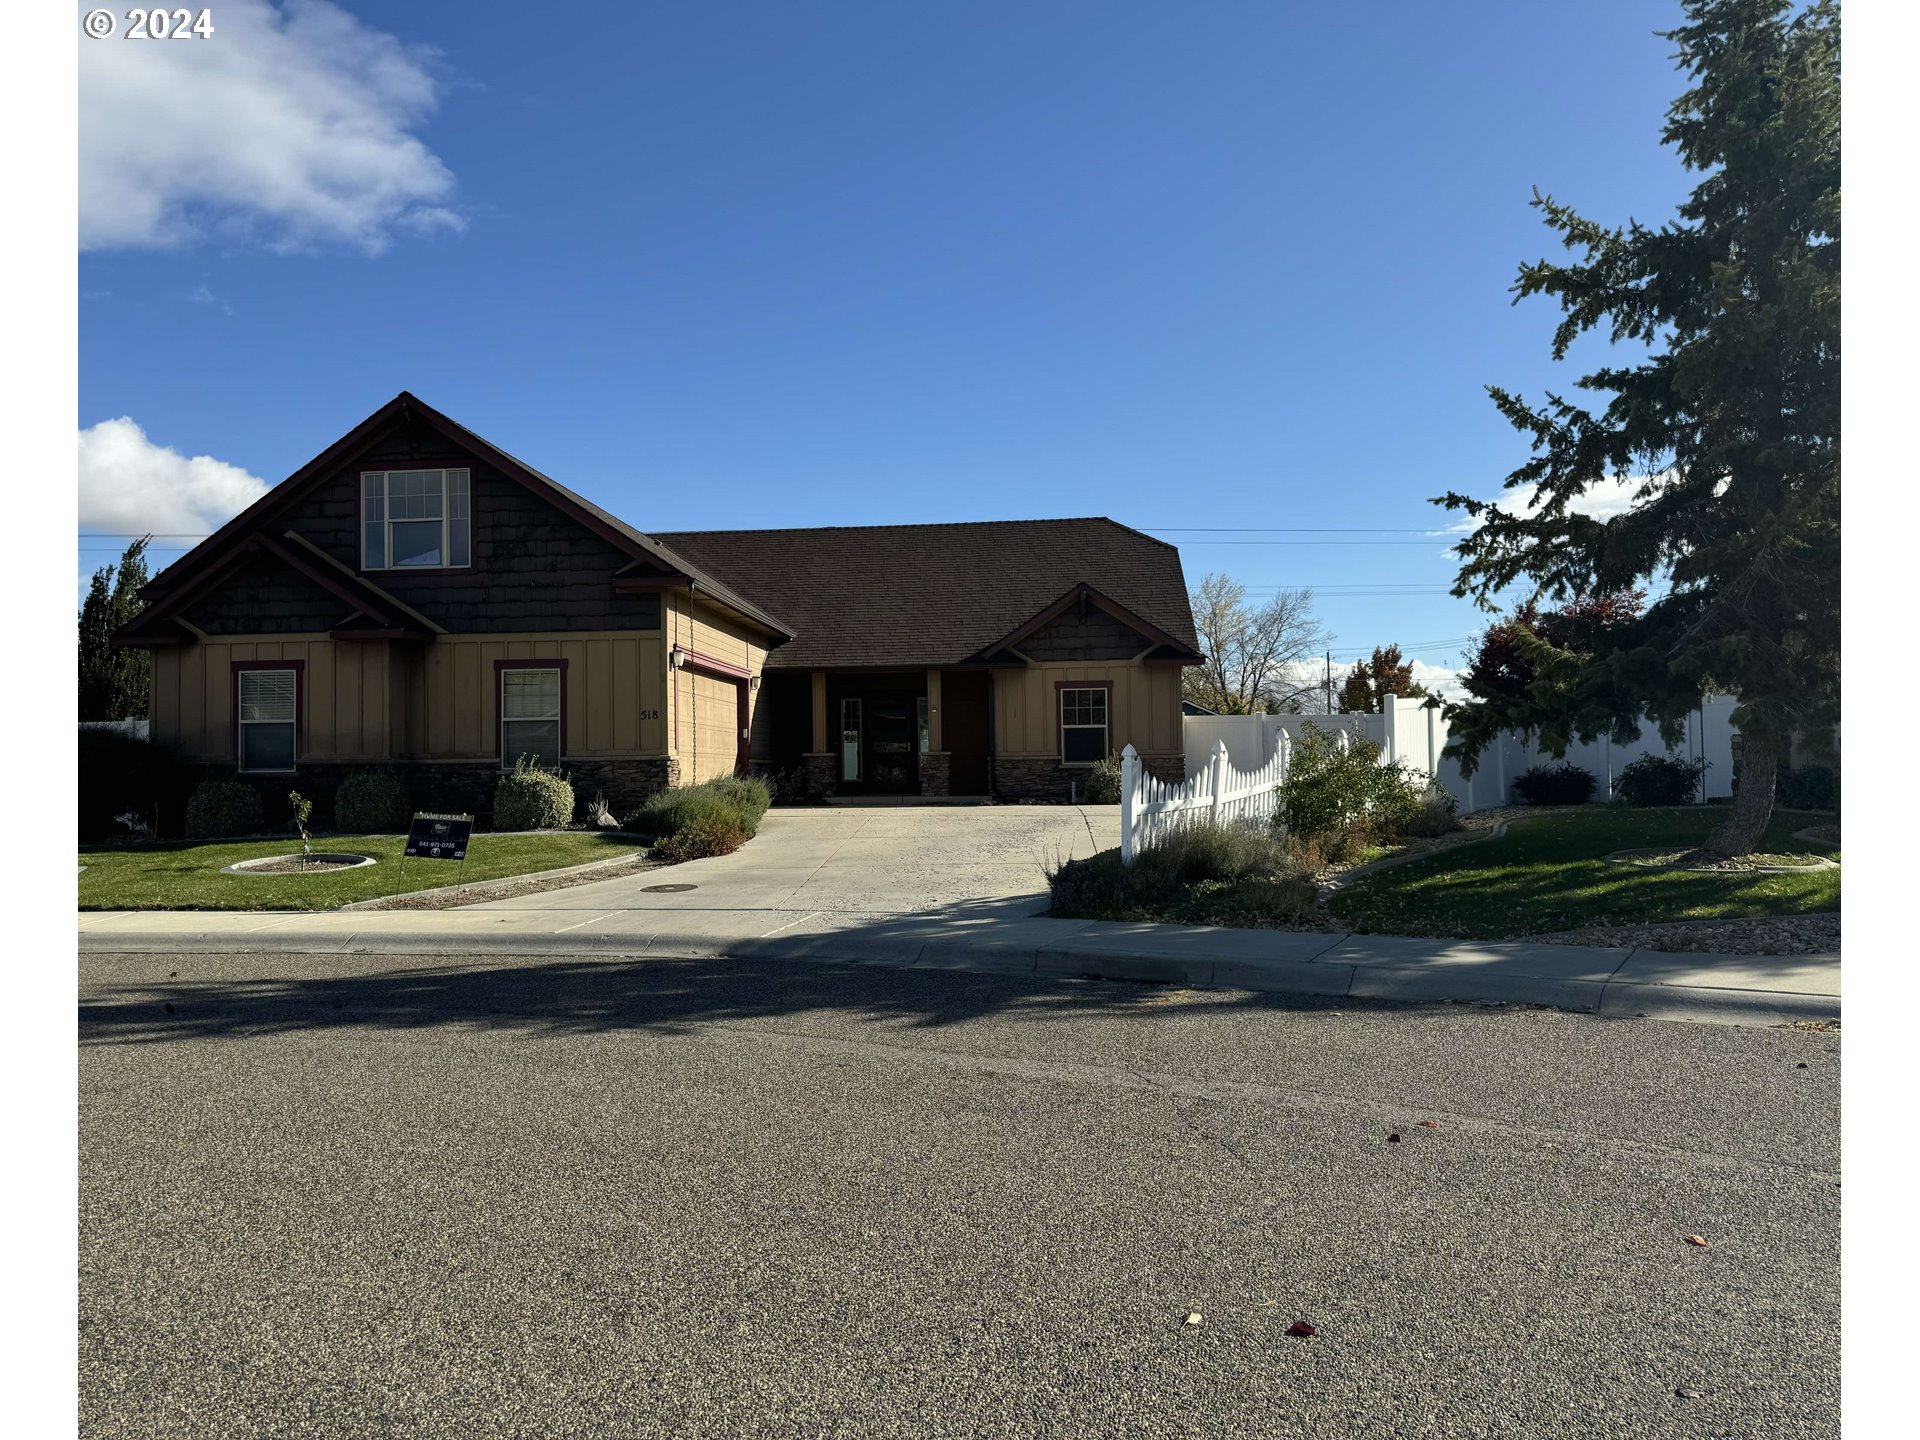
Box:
[1054,679,1114,767]
[231,660,306,774]
[495,658,569,767]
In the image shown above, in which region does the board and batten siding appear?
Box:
[396,631,668,759]
[150,636,395,762]
[150,631,671,764]
[993,662,1184,761]
[664,591,772,780]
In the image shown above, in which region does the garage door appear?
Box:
[680,668,742,783]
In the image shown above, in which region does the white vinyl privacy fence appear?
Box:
[1180,695,1737,818]
[1118,737,1292,863]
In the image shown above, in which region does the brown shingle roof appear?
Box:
[654,518,1198,670]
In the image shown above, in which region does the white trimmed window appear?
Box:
[1060,687,1109,765]
[501,668,562,768]
[362,468,471,569]
[238,669,297,773]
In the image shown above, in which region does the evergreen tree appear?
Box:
[77,567,115,722]
[76,536,152,722]
[1436,0,1838,857]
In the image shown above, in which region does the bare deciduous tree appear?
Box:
[1184,574,1327,714]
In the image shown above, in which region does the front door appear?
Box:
[865,697,917,794]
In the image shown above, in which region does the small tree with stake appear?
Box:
[288,790,313,868]
[1435,0,1838,858]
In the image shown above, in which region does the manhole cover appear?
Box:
[641,883,697,893]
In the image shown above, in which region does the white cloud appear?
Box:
[1436,472,1663,537]
[1409,660,1467,701]
[78,418,269,536]
[79,0,460,252]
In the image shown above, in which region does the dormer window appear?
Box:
[361,468,471,569]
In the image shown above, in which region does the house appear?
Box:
[116,393,1201,816]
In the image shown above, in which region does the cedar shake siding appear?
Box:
[1012,607,1153,663]
[184,551,354,635]
[270,414,664,635]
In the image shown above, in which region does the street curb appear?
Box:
[77,925,1839,1027]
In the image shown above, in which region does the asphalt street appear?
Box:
[79,949,1840,1439]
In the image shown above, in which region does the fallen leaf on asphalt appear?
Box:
[1418,1120,1438,1128]
[1185,1313,1203,1326]
[1287,1321,1317,1337]
[1796,1062,1809,1069]
[1387,1134,1401,1143]
[1683,1235,1710,1247]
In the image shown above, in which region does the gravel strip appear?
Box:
[1530,912,1840,956]
[353,854,664,911]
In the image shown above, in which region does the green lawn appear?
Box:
[78,831,651,911]
[1330,807,1839,940]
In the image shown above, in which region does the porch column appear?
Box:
[804,671,835,801]
[920,668,950,797]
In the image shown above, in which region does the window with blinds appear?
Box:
[238,669,297,773]
[362,468,471,569]
[501,668,562,768]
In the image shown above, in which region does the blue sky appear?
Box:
[78,0,1694,690]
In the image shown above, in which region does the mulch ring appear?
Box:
[1602,847,1837,874]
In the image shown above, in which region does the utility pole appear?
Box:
[1324,649,1332,715]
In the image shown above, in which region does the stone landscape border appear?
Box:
[220,853,378,876]
[1601,847,1837,874]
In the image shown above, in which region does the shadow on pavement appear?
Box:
[78,948,1428,1048]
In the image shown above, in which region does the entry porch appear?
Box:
[752,668,993,799]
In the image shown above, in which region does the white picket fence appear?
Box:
[1118,736,1292,864]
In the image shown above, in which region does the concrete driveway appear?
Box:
[481,804,1119,921]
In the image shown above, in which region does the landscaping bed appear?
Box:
[1330,807,1839,941]
[78,831,653,911]
[1529,913,1840,957]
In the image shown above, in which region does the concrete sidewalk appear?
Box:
[78,901,1839,1026]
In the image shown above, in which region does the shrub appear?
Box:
[183,776,267,839]
[763,765,812,804]
[333,769,412,834]
[492,756,576,831]
[1511,762,1598,806]
[705,773,772,831]
[1046,820,1314,924]
[1079,754,1123,805]
[1776,764,1837,812]
[1397,785,1462,839]
[653,817,748,863]
[78,730,193,842]
[1612,753,1709,807]
[1277,723,1435,848]
[628,775,771,839]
